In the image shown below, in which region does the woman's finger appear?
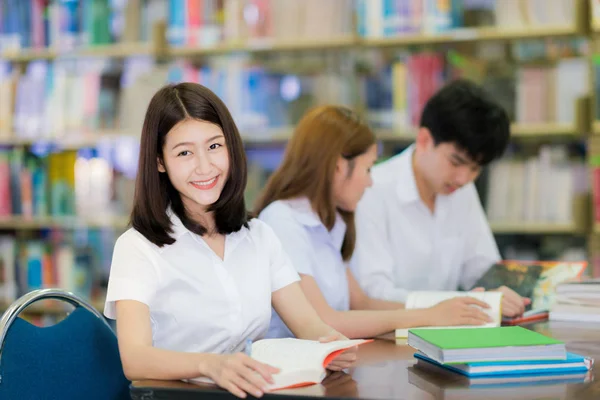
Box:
[243,357,278,384]
[223,382,247,399]
[231,373,264,399]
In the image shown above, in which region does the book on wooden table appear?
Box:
[501,308,549,326]
[395,291,503,339]
[408,363,591,400]
[188,338,371,391]
[407,326,566,364]
[472,260,588,312]
[414,351,593,377]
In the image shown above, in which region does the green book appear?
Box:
[408,326,566,365]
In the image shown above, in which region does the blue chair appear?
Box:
[0,289,130,400]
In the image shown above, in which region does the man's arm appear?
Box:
[460,185,529,317]
[350,190,409,302]
[459,184,502,290]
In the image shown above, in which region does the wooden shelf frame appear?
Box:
[0,25,585,62]
[0,121,584,149]
[0,215,130,230]
[490,222,585,235]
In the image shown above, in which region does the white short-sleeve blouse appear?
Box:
[104,212,300,354]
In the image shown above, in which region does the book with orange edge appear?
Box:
[187,338,372,391]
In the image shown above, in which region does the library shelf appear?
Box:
[168,36,358,57]
[0,215,130,230]
[0,130,133,149]
[1,25,580,62]
[489,222,583,235]
[361,25,580,48]
[510,123,580,138]
[0,122,581,150]
[1,42,153,62]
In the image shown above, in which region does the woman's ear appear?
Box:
[157,157,166,173]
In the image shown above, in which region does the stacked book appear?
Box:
[408,327,593,388]
[550,279,600,323]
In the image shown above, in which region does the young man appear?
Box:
[350,79,529,318]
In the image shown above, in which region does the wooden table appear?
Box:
[130,321,600,399]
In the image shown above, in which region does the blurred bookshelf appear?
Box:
[1,0,600,318]
[490,222,584,235]
[0,42,155,63]
[0,215,129,230]
[361,25,582,48]
[0,122,582,150]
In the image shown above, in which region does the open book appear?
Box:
[395,291,503,339]
[250,338,370,390]
[188,338,370,391]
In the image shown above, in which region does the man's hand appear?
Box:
[424,296,492,327]
[472,286,531,317]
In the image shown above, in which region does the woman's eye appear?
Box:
[178,150,191,157]
[209,143,222,150]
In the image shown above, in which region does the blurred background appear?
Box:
[0,0,599,323]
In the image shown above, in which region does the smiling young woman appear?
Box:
[103,83,357,399]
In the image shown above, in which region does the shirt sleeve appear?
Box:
[259,208,316,277]
[350,189,410,302]
[459,185,502,290]
[256,219,301,293]
[104,231,160,320]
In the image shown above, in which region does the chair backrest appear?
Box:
[0,289,130,400]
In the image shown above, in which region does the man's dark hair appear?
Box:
[131,82,249,247]
[420,79,510,165]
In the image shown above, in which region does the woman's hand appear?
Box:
[424,296,493,326]
[318,332,358,371]
[204,353,280,399]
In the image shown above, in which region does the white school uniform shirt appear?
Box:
[104,211,300,354]
[349,145,500,303]
[258,198,350,339]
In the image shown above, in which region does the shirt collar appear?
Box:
[167,207,190,239]
[166,207,249,240]
[395,145,421,205]
[286,198,346,251]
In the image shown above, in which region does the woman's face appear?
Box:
[333,144,377,212]
[158,119,230,215]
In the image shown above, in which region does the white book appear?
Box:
[395,291,503,339]
[187,338,370,391]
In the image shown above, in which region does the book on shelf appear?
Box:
[485,145,588,228]
[188,338,371,391]
[360,45,588,133]
[407,326,566,365]
[356,0,576,39]
[0,0,161,53]
[0,232,114,306]
[395,291,503,339]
